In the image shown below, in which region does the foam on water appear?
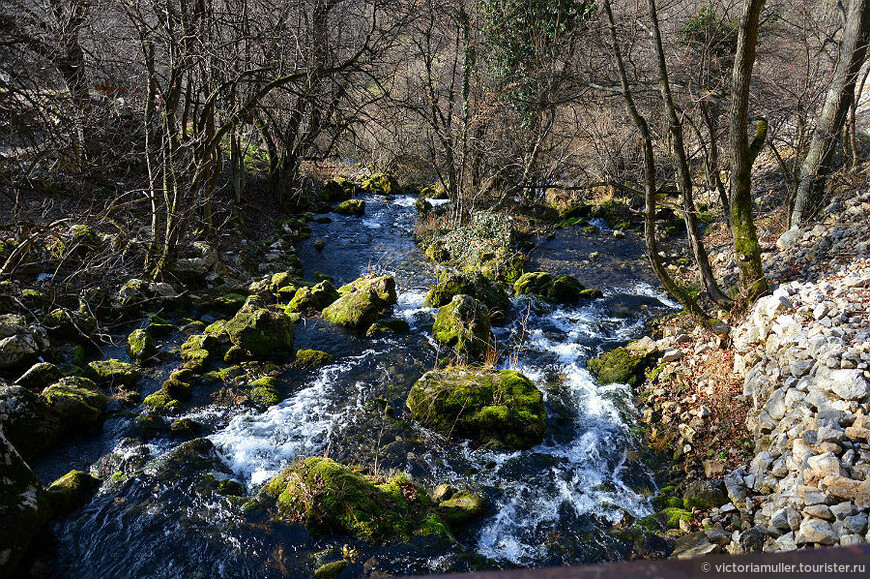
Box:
[210,353,377,487]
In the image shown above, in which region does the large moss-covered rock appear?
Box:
[0,430,52,578]
[46,470,99,515]
[320,178,355,202]
[86,359,141,390]
[322,275,397,332]
[366,318,410,337]
[407,368,546,449]
[337,275,397,305]
[432,295,491,360]
[126,328,157,363]
[514,272,599,304]
[179,333,215,372]
[334,199,365,216]
[224,304,294,359]
[425,271,510,317]
[248,376,282,409]
[436,490,486,528]
[41,376,108,427]
[586,346,657,387]
[0,385,63,457]
[291,349,337,368]
[285,281,340,313]
[360,172,401,195]
[14,362,63,391]
[259,457,451,542]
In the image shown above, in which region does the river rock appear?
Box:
[41,377,108,427]
[285,281,339,313]
[407,367,546,449]
[0,385,63,457]
[86,359,141,390]
[224,303,294,359]
[126,328,157,363]
[432,294,491,360]
[46,470,100,515]
[513,272,600,303]
[587,345,658,387]
[0,430,52,578]
[424,271,510,316]
[334,199,365,216]
[258,457,454,542]
[13,362,63,391]
[0,314,49,370]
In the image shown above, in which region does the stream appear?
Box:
[32,194,676,577]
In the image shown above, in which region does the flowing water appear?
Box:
[31,194,676,577]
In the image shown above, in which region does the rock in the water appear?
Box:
[513,272,600,303]
[86,359,141,390]
[436,490,486,528]
[126,328,157,363]
[46,470,99,515]
[291,349,337,368]
[407,367,546,449]
[432,294,491,360]
[258,457,452,542]
[425,271,510,317]
[41,376,108,427]
[224,303,294,359]
[285,280,340,312]
[366,318,411,337]
[587,346,658,387]
[0,385,63,457]
[0,314,49,370]
[0,430,52,577]
[322,275,397,332]
[334,199,366,216]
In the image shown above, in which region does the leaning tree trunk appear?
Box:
[792,0,870,225]
[647,0,731,306]
[603,0,711,325]
[728,0,769,304]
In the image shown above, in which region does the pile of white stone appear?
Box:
[723,234,870,552]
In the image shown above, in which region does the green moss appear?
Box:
[41,376,108,426]
[46,470,99,515]
[14,362,63,391]
[143,391,178,411]
[314,560,347,579]
[259,457,452,543]
[248,376,282,409]
[424,271,510,315]
[432,295,491,360]
[633,513,665,534]
[292,349,337,368]
[366,318,411,337]
[126,328,157,363]
[360,172,401,195]
[337,275,397,304]
[586,346,657,387]
[334,199,366,216]
[224,306,294,359]
[86,359,141,390]
[285,281,339,313]
[322,288,389,332]
[663,507,692,529]
[407,368,546,449]
[513,272,594,304]
[437,490,486,528]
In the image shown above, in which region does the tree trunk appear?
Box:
[647,0,731,306]
[603,0,710,325]
[728,0,769,303]
[792,0,870,225]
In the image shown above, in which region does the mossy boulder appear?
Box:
[285,281,340,313]
[180,333,219,372]
[259,457,451,542]
[436,490,486,528]
[513,272,597,304]
[292,349,337,369]
[334,199,366,216]
[65,224,103,255]
[663,507,692,529]
[425,271,510,318]
[43,307,98,340]
[314,560,348,579]
[407,368,546,449]
[0,430,52,578]
[41,377,108,427]
[432,295,491,360]
[86,359,141,390]
[46,470,99,515]
[14,361,63,391]
[322,275,397,332]
[360,172,401,195]
[224,304,294,359]
[320,178,355,202]
[248,376,282,409]
[366,318,411,337]
[586,346,658,387]
[337,275,397,305]
[0,314,49,370]
[126,328,157,363]
[682,479,728,510]
[0,385,63,457]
